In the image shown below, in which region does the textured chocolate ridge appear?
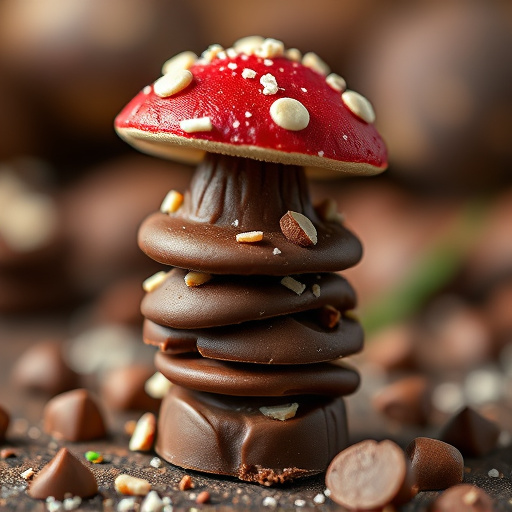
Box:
[144,315,363,364]
[156,385,349,483]
[155,352,360,396]
[142,269,356,329]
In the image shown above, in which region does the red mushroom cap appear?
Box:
[115,38,387,175]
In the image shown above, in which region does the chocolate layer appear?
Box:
[139,212,362,275]
[156,385,348,485]
[155,352,360,396]
[142,269,356,328]
[144,315,363,364]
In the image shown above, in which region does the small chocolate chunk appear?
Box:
[157,385,348,484]
[372,375,432,425]
[439,406,500,457]
[28,448,98,500]
[0,405,9,441]
[325,439,415,510]
[406,437,464,491]
[429,484,493,512]
[100,365,160,412]
[11,340,79,396]
[43,389,107,441]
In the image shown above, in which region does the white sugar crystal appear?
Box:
[488,468,500,478]
[313,493,325,504]
[294,499,306,507]
[141,491,164,512]
[245,111,252,118]
[242,68,257,79]
[272,247,281,255]
[150,457,163,469]
[260,74,279,95]
[227,62,237,70]
[232,120,240,128]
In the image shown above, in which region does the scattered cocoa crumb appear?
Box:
[0,448,17,459]
[179,474,193,491]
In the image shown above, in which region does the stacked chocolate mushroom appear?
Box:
[115,36,387,485]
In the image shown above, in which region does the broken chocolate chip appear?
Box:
[406,437,464,491]
[325,439,415,510]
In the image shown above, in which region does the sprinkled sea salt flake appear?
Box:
[263,59,273,66]
[294,499,306,507]
[245,111,253,118]
[232,120,240,128]
[227,62,237,70]
[318,150,324,157]
[488,468,500,478]
[150,457,163,469]
[301,87,307,93]
[262,496,277,508]
[260,74,279,95]
[273,247,281,255]
[313,493,325,504]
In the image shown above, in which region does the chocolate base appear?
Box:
[156,385,348,485]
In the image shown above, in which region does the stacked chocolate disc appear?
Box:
[115,36,387,484]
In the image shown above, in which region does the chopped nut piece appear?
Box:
[270,98,310,131]
[319,305,341,329]
[160,190,184,214]
[141,491,163,512]
[255,38,284,58]
[242,68,257,79]
[161,51,197,75]
[326,73,347,92]
[281,276,306,295]
[115,474,151,496]
[195,491,210,504]
[233,36,265,55]
[129,413,156,452]
[145,372,172,399]
[142,271,168,293]
[342,90,376,124]
[226,48,238,58]
[285,48,302,62]
[279,211,317,246]
[154,70,193,98]
[178,475,194,491]
[21,467,35,480]
[184,271,212,287]
[180,117,213,133]
[302,52,330,76]
[314,198,341,223]
[312,284,321,298]
[235,231,263,243]
[273,247,281,255]
[259,403,299,421]
[462,489,479,505]
[260,74,279,95]
[149,457,162,469]
[201,44,224,63]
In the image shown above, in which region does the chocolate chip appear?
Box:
[0,405,9,441]
[325,439,415,510]
[372,375,432,425]
[43,389,107,441]
[439,406,500,457]
[11,340,79,396]
[28,447,98,500]
[100,364,160,412]
[406,437,464,491]
[429,484,493,512]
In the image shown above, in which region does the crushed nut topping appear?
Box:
[115,474,151,496]
[184,271,212,287]
[260,73,279,95]
[273,247,282,255]
[255,38,284,58]
[142,271,168,293]
[285,48,302,62]
[270,98,310,131]
[160,189,184,214]
[342,90,376,123]
[145,372,172,399]
[233,35,265,55]
[201,44,224,63]
[179,117,213,133]
[129,413,156,452]
[236,231,263,243]
[259,403,299,421]
[280,211,317,246]
[161,51,197,75]
[281,276,306,295]
[312,284,321,297]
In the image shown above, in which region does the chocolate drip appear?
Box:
[181,154,318,230]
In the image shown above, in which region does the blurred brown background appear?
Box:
[1,0,512,440]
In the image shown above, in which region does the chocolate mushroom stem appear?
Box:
[180,153,320,232]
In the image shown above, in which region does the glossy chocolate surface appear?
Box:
[156,385,348,485]
[144,315,363,364]
[155,352,359,396]
[142,269,356,329]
